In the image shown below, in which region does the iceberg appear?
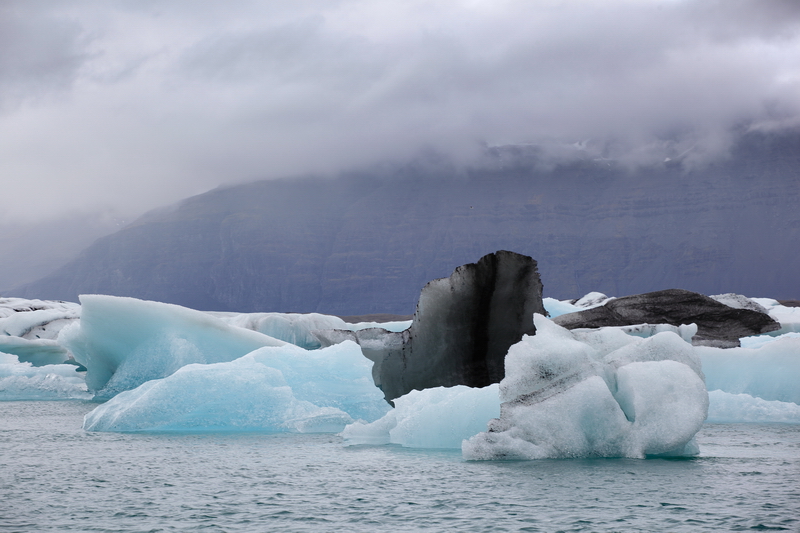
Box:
[211,311,411,349]
[750,298,800,335]
[342,384,500,449]
[0,351,90,400]
[543,292,614,318]
[61,295,286,399]
[0,297,80,365]
[317,251,546,402]
[84,340,389,432]
[706,390,800,423]
[696,334,800,404]
[0,298,80,341]
[462,315,708,460]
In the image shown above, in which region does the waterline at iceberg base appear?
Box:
[16,289,792,459]
[3,286,800,533]
[2,252,799,461]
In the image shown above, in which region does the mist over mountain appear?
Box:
[8,129,799,315]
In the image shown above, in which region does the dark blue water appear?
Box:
[1,401,798,532]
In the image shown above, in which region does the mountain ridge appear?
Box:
[8,130,800,314]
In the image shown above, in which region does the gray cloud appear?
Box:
[0,0,798,224]
[0,1,88,110]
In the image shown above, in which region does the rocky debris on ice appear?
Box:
[553,289,780,347]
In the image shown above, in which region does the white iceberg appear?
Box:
[0,297,80,366]
[211,311,411,349]
[342,384,500,448]
[462,315,708,460]
[0,351,90,400]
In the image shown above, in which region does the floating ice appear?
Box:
[83,340,388,432]
[0,337,73,367]
[212,311,411,349]
[710,293,769,313]
[0,351,89,400]
[750,299,800,335]
[342,384,500,448]
[543,292,613,318]
[706,390,800,423]
[740,332,800,349]
[697,335,800,404]
[542,298,581,318]
[462,315,708,460]
[246,341,391,423]
[0,298,80,365]
[0,298,80,340]
[61,295,285,399]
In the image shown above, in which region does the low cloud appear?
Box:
[1,0,799,223]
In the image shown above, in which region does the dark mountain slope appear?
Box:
[10,130,800,314]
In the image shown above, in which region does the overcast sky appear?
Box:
[1,0,799,225]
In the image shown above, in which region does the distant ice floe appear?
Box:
[750,298,800,335]
[0,352,89,400]
[84,341,389,432]
[210,311,411,350]
[0,297,80,366]
[706,390,800,424]
[696,335,800,404]
[542,291,613,318]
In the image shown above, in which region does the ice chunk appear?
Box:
[0,298,80,340]
[61,295,285,399]
[83,359,350,432]
[710,293,768,314]
[84,341,388,432]
[740,331,800,349]
[247,341,390,423]
[212,311,412,349]
[573,292,614,308]
[614,323,697,344]
[211,312,348,349]
[462,315,708,460]
[707,390,800,423]
[750,299,800,335]
[542,293,612,319]
[0,298,80,365]
[342,384,500,449]
[697,334,800,404]
[0,337,73,366]
[0,351,90,400]
[542,298,581,318]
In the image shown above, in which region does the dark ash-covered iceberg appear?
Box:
[315,251,545,402]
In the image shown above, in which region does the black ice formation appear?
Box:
[553,288,780,347]
[315,251,545,403]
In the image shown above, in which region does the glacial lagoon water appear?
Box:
[2,401,799,532]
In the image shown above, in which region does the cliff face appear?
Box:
[11,130,800,313]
